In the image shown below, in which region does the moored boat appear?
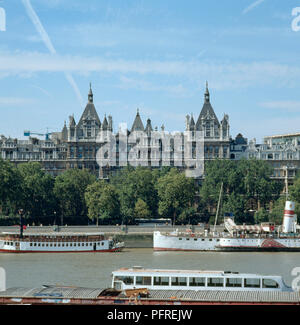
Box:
[0,231,124,253]
[153,200,300,251]
[111,266,292,292]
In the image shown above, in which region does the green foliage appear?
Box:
[177,207,198,224]
[85,180,120,224]
[0,159,22,214]
[110,167,158,222]
[201,158,281,223]
[54,168,96,218]
[156,168,196,225]
[18,162,55,218]
[269,197,286,224]
[254,208,269,224]
[134,198,151,219]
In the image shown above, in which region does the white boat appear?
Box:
[112,267,292,292]
[153,200,300,251]
[0,231,124,253]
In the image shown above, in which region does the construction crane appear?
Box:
[24,130,52,140]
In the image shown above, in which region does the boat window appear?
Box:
[226,278,242,287]
[115,276,134,285]
[154,277,170,286]
[244,278,260,288]
[202,239,205,241]
[186,238,190,240]
[207,277,224,287]
[30,243,32,246]
[136,276,152,286]
[171,277,187,286]
[194,238,197,241]
[262,279,279,289]
[179,238,182,240]
[189,277,205,287]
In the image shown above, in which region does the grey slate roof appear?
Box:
[131,110,144,132]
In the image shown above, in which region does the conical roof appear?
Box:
[77,84,101,128]
[196,82,219,130]
[131,109,144,132]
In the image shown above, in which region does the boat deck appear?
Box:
[1,285,300,305]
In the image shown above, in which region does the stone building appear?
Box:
[2,82,300,183]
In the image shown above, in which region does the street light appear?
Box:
[18,209,24,239]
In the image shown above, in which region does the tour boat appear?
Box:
[111,267,292,292]
[153,200,300,251]
[0,231,124,253]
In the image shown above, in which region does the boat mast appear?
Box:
[213,182,223,233]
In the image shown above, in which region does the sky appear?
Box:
[0,0,300,142]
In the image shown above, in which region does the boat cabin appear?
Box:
[112,267,292,292]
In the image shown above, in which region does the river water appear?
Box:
[1,248,300,289]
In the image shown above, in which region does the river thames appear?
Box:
[1,248,300,289]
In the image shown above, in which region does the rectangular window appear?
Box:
[115,276,134,285]
[207,277,224,287]
[244,278,260,288]
[136,276,152,286]
[262,279,279,288]
[189,277,205,287]
[226,278,242,288]
[171,277,187,286]
[154,277,169,286]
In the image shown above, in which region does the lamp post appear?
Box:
[18,209,24,238]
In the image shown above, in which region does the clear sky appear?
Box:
[0,0,300,142]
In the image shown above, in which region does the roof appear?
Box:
[0,285,105,299]
[131,110,144,132]
[146,289,300,303]
[195,84,219,130]
[1,286,299,303]
[0,232,105,237]
[113,268,229,276]
[77,102,101,128]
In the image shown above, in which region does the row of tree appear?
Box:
[0,157,296,225]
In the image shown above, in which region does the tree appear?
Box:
[254,208,269,224]
[156,169,196,225]
[54,169,96,221]
[269,196,286,224]
[85,181,120,225]
[200,158,280,223]
[18,162,55,219]
[0,159,22,215]
[111,167,158,222]
[134,198,150,219]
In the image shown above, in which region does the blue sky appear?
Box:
[0,0,300,141]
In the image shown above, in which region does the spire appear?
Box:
[88,82,93,103]
[131,108,144,132]
[204,81,210,103]
[102,114,108,131]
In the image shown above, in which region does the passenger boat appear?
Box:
[153,201,300,251]
[111,267,292,292]
[0,231,124,253]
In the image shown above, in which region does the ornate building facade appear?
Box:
[1,83,299,183]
